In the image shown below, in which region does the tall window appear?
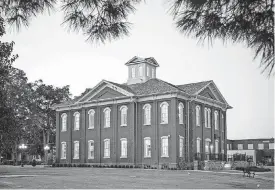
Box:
[120,138,127,158]
[221,113,224,131]
[103,107,111,128]
[205,139,211,153]
[238,144,243,150]
[88,109,95,129]
[61,113,67,131]
[197,138,201,153]
[215,140,219,154]
[74,112,80,130]
[73,141,79,159]
[160,102,169,124]
[248,144,253,149]
[61,142,66,159]
[131,67,135,78]
[104,139,110,158]
[269,143,274,149]
[152,68,154,77]
[161,136,169,157]
[214,111,219,130]
[179,136,184,157]
[147,66,150,76]
[139,66,143,77]
[221,141,224,153]
[196,106,201,126]
[258,143,264,150]
[143,104,151,125]
[120,106,127,126]
[88,140,94,159]
[144,137,151,158]
[204,108,211,128]
[178,103,184,124]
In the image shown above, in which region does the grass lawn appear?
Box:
[0,166,274,189]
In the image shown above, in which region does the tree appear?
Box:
[0,0,273,75]
[169,0,274,76]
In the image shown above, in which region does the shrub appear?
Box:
[64,163,67,167]
[88,165,91,167]
[60,164,63,167]
[52,163,56,167]
[130,165,133,168]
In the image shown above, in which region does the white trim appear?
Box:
[61,113,67,132]
[88,109,95,129]
[144,137,151,158]
[61,142,66,159]
[120,106,127,127]
[160,101,169,108]
[120,138,127,158]
[143,104,151,125]
[161,136,169,157]
[178,102,184,124]
[205,138,211,142]
[119,105,128,111]
[103,107,111,128]
[142,103,151,109]
[73,141,79,159]
[160,102,169,124]
[103,139,110,158]
[196,105,201,126]
[87,140,94,159]
[88,109,95,115]
[76,80,135,103]
[73,112,80,131]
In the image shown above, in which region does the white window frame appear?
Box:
[103,107,111,128]
[205,138,211,153]
[143,104,151,125]
[178,103,184,124]
[269,143,274,149]
[144,137,151,158]
[88,109,95,129]
[131,67,135,78]
[197,137,201,153]
[160,102,169,124]
[238,144,243,150]
[204,108,211,128]
[120,138,127,158]
[139,65,143,77]
[215,140,219,154]
[152,68,154,77]
[179,136,184,157]
[120,106,128,126]
[61,113,67,132]
[258,143,264,150]
[73,112,80,131]
[214,111,219,130]
[248,144,253,150]
[88,140,94,159]
[196,106,201,126]
[147,66,150,77]
[104,139,110,158]
[61,142,66,159]
[73,141,79,159]
[161,136,169,157]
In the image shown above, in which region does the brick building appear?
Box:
[227,138,274,164]
[51,56,232,167]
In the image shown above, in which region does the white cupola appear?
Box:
[125,56,159,85]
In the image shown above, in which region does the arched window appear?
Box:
[144,137,151,158]
[104,139,110,158]
[73,141,79,159]
[131,67,135,78]
[88,109,95,129]
[178,103,184,124]
[160,102,169,124]
[61,113,67,132]
[103,107,111,128]
[205,138,211,154]
[207,108,211,128]
[88,140,94,159]
[214,111,219,130]
[120,106,128,126]
[139,65,143,77]
[143,104,151,125]
[120,138,127,158]
[196,105,201,126]
[73,112,80,130]
[179,136,184,157]
[196,138,201,153]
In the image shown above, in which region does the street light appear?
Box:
[19,144,27,167]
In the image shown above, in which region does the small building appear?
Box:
[227,138,274,165]
[51,56,232,168]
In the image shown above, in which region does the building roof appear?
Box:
[177,80,212,95]
[125,56,159,67]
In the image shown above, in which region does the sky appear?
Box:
[2,0,274,140]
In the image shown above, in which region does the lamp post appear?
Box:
[44,145,50,165]
[19,144,27,167]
